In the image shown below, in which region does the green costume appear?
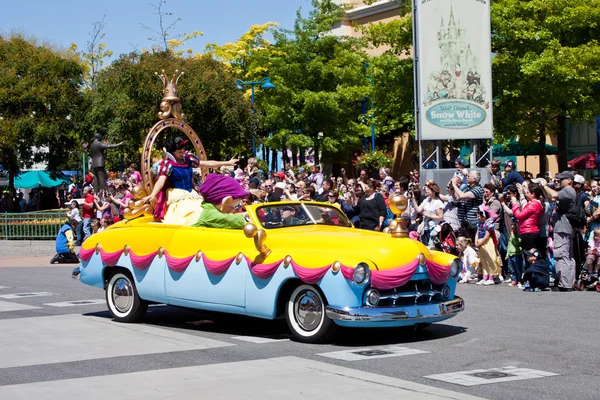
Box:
[192,202,245,229]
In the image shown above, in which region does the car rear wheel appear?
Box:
[285,284,336,343]
[106,271,147,323]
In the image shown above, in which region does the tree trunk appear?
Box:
[9,170,15,196]
[314,145,320,166]
[291,145,298,166]
[557,114,568,171]
[264,147,270,167]
[271,149,278,172]
[282,144,289,167]
[300,148,306,165]
[538,123,547,176]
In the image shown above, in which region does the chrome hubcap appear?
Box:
[112,277,133,313]
[294,290,323,332]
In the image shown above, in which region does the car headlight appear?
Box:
[353,262,370,284]
[450,258,461,278]
[441,284,451,299]
[365,289,380,306]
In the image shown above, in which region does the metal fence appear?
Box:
[0,210,67,240]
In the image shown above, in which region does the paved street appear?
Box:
[1,242,599,399]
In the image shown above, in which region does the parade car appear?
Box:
[72,198,464,343]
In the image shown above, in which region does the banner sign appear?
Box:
[415,0,493,139]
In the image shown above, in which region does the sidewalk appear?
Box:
[0,240,68,267]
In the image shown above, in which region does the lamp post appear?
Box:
[235,77,276,156]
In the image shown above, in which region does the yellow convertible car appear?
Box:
[73,199,464,343]
[72,71,463,343]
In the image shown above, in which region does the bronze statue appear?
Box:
[89,133,124,192]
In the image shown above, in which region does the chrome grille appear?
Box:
[377,280,448,306]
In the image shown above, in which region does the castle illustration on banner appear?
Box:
[423,6,489,109]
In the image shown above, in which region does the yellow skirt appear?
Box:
[163,188,203,225]
[479,239,500,276]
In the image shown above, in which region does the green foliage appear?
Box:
[353,149,394,170]
[356,2,415,139]
[88,51,252,171]
[260,0,372,164]
[491,0,600,168]
[0,34,85,178]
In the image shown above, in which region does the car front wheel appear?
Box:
[105,271,148,323]
[285,284,337,343]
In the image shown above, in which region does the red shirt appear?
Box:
[82,194,95,219]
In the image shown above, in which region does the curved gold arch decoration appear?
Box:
[124,71,208,220]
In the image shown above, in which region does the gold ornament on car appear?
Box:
[156,70,185,120]
[387,193,409,239]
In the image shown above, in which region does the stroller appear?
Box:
[573,235,600,292]
[430,223,459,256]
[574,263,600,292]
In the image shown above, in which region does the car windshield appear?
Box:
[255,203,352,229]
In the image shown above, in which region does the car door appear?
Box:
[164,226,254,308]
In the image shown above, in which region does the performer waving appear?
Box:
[142,136,237,224]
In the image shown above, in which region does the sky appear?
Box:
[2,0,313,62]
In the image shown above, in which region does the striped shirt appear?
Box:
[457,185,484,227]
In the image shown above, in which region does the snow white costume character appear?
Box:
[142,137,238,225]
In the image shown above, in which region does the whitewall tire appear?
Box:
[105,271,148,323]
[285,284,336,343]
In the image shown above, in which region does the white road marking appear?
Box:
[0,299,40,312]
[230,335,289,344]
[43,299,106,307]
[317,345,429,361]
[425,366,558,386]
[0,292,55,299]
[0,314,235,369]
[0,356,487,400]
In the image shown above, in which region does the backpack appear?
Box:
[566,194,587,228]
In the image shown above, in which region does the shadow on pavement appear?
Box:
[85,305,466,345]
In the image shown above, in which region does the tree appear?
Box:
[0,34,85,190]
[87,51,252,171]
[205,22,281,79]
[141,0,202,54]
[67,15,113,91]
[261,0,371,167]
[491,0,600,172]
[358,1,417,172]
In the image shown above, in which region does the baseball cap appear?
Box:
[555,171,575,180]
[574,174,585,184]
[274,182,287,190]
[298,167,305,172]
[455,158,466,166]
[249,178,260,187]
[274,172,285,179]
[504,160,516,169]
[524,248,541,258]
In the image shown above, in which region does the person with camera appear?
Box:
[349,181,386,231]
[452,171,484,241]
[411,181,444,246]
[539,171,576,291]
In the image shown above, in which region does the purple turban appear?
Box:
[199,174,249,205]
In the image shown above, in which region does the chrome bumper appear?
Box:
[71,267,81,280]
[326,296,464,322]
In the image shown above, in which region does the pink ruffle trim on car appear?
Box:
[79,247,450,289]
[425,259,451,285]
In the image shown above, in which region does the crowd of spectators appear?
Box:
[208,157,593,293]
[17,152,597,292]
